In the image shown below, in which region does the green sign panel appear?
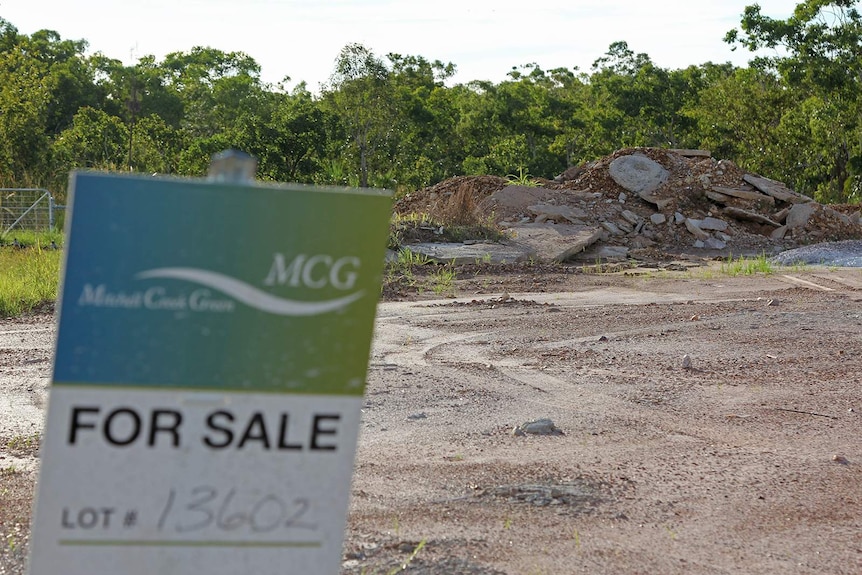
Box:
[53,171,391,394]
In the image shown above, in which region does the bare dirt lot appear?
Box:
[3,265,862,574]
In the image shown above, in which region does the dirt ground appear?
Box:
[2,264,862,574]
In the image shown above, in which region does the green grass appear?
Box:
[0,233,62,317]
[718,254,775,276]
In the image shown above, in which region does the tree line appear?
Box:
[1,0,860,204]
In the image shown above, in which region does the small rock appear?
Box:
[600,221,624,236]
[618,192,627,203]
[694,240,705,248]
[406,412,428,421]
[650,213,667,225]
[685,218,711,240]
[513,418,564,436]
[617,219,634,234]
[700,217,729,231]
[770,225,788,240]
[832,455,850,465]
[682,354,692,369]
[704,237,727,250]
[621,210,641,225]
[674,212,686,224]
[766,299,779,307]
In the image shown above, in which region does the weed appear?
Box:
[396,248,431,267]
[429,264,456,296]
[6,433,40,455]
[0,465,20,476]
[386,540,426,575]
[505,167,542,187]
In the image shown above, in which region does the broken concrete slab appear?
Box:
[508,223,604,262]
[705,190,731,204]
[773,206,791,223]
[723,206,781,227]
[786,202,817,229]
[639,194,674,210]
[699,217,729,231]
[743,174,812,204]
[669,149,712,158]
[405,242,534,265]
[572,244,630,262]
[710,186,776,206]
[704,237,727,250]
[684,218,710,240]
[620,210,641,226]
[601,221,624,236]
[480,185,556,214]
[609,154,669,196]
[562,190,603,202]
[528,203,588,224]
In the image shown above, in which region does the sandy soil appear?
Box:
[3,266,862,574]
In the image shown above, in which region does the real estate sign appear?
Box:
[28,171,391,574]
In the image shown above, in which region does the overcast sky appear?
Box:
[2,0,796,90]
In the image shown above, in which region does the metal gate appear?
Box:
[0,188,59,236]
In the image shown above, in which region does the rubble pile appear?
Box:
[394,147,862,263]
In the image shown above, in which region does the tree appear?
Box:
[726,0,862,201]
[245,84,328,183]
[53,107,128,170]
[322,43,393,188]
[0,24,99,189]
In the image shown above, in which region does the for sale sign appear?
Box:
[28,171,391,574]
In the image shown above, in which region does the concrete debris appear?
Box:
[608,154,669,196]
[394,148,862,263]
[699,217,729,232]
[405,242,534,264]
[512,418,564,436]
[786,203,817,230]
[528,203,588,224]
[505,224,604,262]
[684,218,710,240]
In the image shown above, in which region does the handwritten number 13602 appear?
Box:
[157,487,317,533]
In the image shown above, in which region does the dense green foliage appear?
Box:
[1,1,860,203]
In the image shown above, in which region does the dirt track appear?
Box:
[3,267,862,574]
[348,268,862,574]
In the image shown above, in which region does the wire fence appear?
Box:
[0,188,60,236]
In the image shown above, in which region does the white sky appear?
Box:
[2,0,796,91]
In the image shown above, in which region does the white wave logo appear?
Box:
[136,267,364,316]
